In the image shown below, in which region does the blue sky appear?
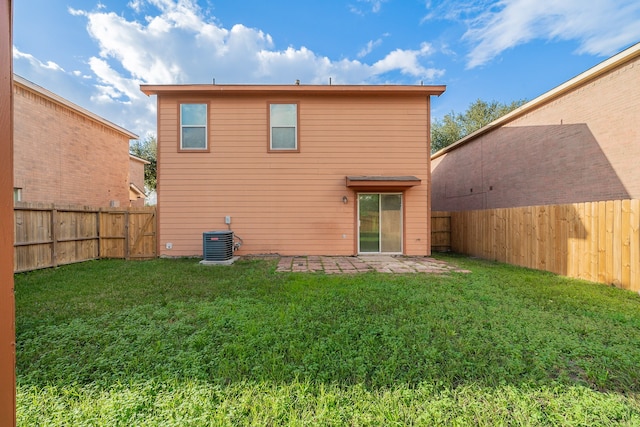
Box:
[13,0,640,139]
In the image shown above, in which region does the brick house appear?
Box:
[141,84,445,257]
[13,75,139,207]
[431,42,640,211]
[129,154,150,207]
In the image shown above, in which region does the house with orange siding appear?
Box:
[13,75,139,207]
[141,84,445,257]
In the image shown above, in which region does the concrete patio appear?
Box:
[273,255,471,274]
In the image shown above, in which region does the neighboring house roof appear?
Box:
[141,84,446,97]
[130,154,151,165]
[129,183,146,198]
[14,74,138,140]
[129,155,149,200]
[431,41,640,160]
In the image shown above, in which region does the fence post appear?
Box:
[97,210,101,259]
[124,210,130,261]
[51,207,58,268]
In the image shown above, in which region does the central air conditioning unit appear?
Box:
[202,230,234,262]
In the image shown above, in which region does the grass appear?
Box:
[15,254,640,426]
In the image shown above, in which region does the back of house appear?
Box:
[141,83,445,257]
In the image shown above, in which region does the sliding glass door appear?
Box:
[358,193,402,253]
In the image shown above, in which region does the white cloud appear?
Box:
[13,47,65,72]
[19,0,444,138]
[74,0,442,89]
[367,0,386,13]
[128,0,144,13]
[463,0,640,68]
[358,38,383,58]
[372,43,442,78]
[351,0,388,14]
[358,0,387,13]
[88,57,142,102]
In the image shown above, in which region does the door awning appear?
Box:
[345,176,421,191]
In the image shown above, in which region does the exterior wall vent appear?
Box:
[203,231,234,261]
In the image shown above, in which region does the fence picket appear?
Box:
[13,202,156,273]
[433,199,640,292]
[621,200,631,289]
[630,199,640,290]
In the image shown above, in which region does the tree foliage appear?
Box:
[130,134,157,192]
[431,99,527,153]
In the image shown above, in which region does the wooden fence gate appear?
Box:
[431,211,452,252]
[99,208,157,260]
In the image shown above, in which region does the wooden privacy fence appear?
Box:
[433,199,640,292]
[13,202,156,273]
[431,212,452,252]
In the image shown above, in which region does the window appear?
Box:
[180,103,207,150]
[13,188,21,203]
[269,103,298,151]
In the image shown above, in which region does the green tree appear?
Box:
[431,99,527,153]
[130,134,157,192]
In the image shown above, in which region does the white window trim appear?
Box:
[180,103,208,151]
[268,102,299,152]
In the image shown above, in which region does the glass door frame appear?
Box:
[357,192,403,254]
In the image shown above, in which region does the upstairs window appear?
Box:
[180,103,207,150]
[269,103,298,152]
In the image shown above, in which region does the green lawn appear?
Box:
[15,255,640,426]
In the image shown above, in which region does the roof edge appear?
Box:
[141,83,446,97]
[431,41,640,160]
[129,154,151,164]
[129,182,146,197]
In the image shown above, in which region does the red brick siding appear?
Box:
[13,83,131,207]
[432,54,640,211]
[129,157,147,207]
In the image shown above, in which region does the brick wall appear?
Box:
[432,51,640,211]
[129,156,147,207]
[13,81,133,207]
